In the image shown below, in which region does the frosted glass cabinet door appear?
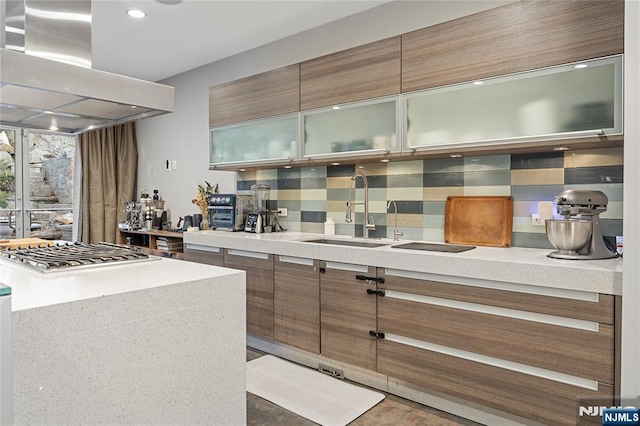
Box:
[210,114,298,165]
[303,98,398,158]
[405,56,622,150]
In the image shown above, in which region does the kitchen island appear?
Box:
[183,230,623,425]
[1,256,246,425]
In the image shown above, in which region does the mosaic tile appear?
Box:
[300,189,328,201]
[326,176,352,189]
[422,228,445,243]
[256,169,278,180]
[424,172,464,187]
[327,200,348,214]
[301,177,327,189]
[513,201,540,217]
[464,170,510,186]
[369,200,390,214]
[301,211,326,223]
[278,168,301,179]
[464,155,510,171]
[565,165,623,185]
[277,178,301,190]
[356,163,388,176]
[387,173,423,188]
[300,166,328,178]
[355,175,387,189]
[563,147,624,168]
[423,187,464,201]
[276,189,302,201]
[511,232,555,249]
[391,213,423,228]
[423,201,445,215]
[511,185,566,201]
[368,188,389,202]
[511,169,564,186]
[463,186,511,196]
[512,216,547,234]
[569,183,623,201]
[301,222,324,233]
[600,201,623,219]
[600,219,623,238]
[387,201,423,214]
[511,152,564,169]
[387,160,423,175]
[423,215,445,229]
[301,200,327,212]
[327,188,352,201]
[335,223,355,237]
[423,157,464,173]
[284,221,302,232]
[237,180,256,191]
[327,164,355,177]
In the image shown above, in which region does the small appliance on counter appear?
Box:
[245,184,274,233]
[209,194,252,231]
[545,189,617,260]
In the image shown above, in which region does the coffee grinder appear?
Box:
[245,184,272,233]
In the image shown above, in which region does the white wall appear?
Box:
[135,0,510,220]
[622,0,640,399]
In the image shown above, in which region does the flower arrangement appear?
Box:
[192,181,219,229]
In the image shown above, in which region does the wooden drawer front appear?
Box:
[274,256,320,354]
[300,37,401,110]
[401,0,624,92]
[209,64,300,127]
[378,340,612,426]
[183,247,224,267]
[383,272,614,324]
[320,264,377,371]
[378,296,613,384]
[224,249,274,339]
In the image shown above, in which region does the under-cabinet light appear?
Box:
[331,162,341,166]
[553,146,571,151]
[332,106,340,110]
[449,154,462,158]
[574,64,588,69]
[473,81,483,85]
[49,125,58,131]
[380,159,390,163]
[126,9,147,18]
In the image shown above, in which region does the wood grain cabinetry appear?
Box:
[273,256,320,354]
[401,0,624,92]
[183,244,224,266]
[375,270,617,425]
[320,262,378,371]
[209,64,300,127]
[224,249,274,339]
[300,37,401,110]
[119,230,184,260]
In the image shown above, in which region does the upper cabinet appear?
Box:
[300,37,401,111]
[209,65,299,127]
[303,97,398,159]
[405,56,622,151]
[401,0,624,92]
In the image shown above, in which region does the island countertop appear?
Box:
[183,230,623,295]
[0,256,244,311]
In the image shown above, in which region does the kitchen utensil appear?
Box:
[209,194,253,231]
[545,219,592,255]
[182,215,193,231]
[546,189,616,259]
[444,196,513,247]
[192,214,202,229]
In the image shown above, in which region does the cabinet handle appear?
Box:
[355,275,385,283]
[366,288,386,297]
[368,330,386,339]
[319,267,326,273]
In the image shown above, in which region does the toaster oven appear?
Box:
[208,194,252,231]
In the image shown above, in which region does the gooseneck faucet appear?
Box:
[387,200,403,241]
[346,172,375,238]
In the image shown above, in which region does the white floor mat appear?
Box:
[246,355,385,426]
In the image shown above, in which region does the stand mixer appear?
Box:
[545,189,617,260]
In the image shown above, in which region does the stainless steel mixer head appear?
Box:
[554,189,608,218]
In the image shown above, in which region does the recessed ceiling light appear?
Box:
[473,81,483,86]
[574,64,588,69]
[126,9,147,18]
[553,146,571,151]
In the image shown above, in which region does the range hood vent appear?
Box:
[0,0,174,134]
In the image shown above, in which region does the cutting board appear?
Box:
[444,196,513,248]
[0,238,55,250]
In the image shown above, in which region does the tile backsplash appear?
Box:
[238,147,623,249]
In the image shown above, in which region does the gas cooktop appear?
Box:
[0,242,156,273]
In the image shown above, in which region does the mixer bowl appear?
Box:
[545,219,592,254]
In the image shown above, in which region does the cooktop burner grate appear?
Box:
[0,242,154,273]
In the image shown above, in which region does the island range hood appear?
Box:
[0,0,174,134]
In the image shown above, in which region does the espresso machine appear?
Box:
[245,184,273,233]
[545,189,617,260]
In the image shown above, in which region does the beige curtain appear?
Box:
[79,122,137,243]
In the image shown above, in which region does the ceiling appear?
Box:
[91,0,390,82]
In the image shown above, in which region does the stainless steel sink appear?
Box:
[301,238,391,248]
[391,242,475,253]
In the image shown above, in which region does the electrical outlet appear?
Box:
[278,208,287,217]
[531,213,545,226]
[166,160,171,172]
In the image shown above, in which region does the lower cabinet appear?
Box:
[319,262,378,371]
[273,255,320,354]
[375,268,616,426]
[223,249,274,339]
[183,244,224,266]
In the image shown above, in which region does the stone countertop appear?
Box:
[183,230,623,295]
[0,256,244,311]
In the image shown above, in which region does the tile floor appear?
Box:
[246,348,480,426]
